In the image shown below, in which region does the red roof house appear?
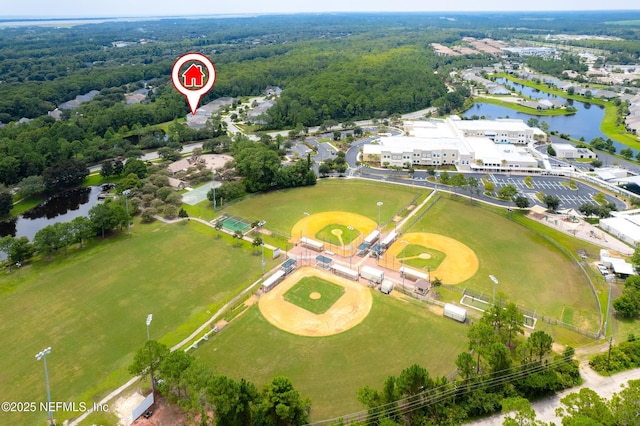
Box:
[182,64,205,88]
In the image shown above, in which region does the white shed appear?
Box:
[443,303,467,323]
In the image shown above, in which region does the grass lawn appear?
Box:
[0,220,277,426]
[315,224,361,246]
[195,292,468,421]
[398,244,446,270]
[283,277,345,314]
[224,180,424,237]
[409,196,600,331]
[475,96,573,116]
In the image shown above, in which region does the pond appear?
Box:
[0,186,103,242]
[463,78,620,150]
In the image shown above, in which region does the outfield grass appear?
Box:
[315,224,361,246]
[224,180,424,236]
[0,220,277,426]
[283,277,345,314]
[410,197,600,330]
[398,244,446,270]
[195,292,468,420]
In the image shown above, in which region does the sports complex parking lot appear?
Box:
[484,174,627,210]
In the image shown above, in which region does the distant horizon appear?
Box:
[2,9,640,21]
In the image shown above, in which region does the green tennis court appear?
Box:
[221,216,251,232]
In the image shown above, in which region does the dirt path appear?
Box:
[464,364,640,425]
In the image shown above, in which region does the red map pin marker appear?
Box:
[171,52,217,115]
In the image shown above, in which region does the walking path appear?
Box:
[465,364,640,425]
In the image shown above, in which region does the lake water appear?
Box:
[0,186,103,241]
[463,79,618,150]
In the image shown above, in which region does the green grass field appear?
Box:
[315,224,361,246]
[409,197,600,330]
[195,292,468,420]
[398,244,446,270]
[283,277,345,314]
[0,220,277,426]
[224,180,424,236]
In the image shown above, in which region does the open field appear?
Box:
[197,291,468,420]
[0,220,276,426]
[283,275,345,315]
[224,179,424,236]
[408,197,600,329]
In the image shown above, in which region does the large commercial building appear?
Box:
[362,117,540,171]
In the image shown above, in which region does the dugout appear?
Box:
[316,255,333,269]
[380,231,397,248]
[281,258,297,274]
[301,237,325,252]
[400,266,429,281]
[332,264,359,280]
[356,241,371,257]
[363,230,380,245]
[262,270,285,292]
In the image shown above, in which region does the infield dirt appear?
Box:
[386,232,479,284]
[258,267,372,337]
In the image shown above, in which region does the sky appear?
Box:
[1,0,638,19]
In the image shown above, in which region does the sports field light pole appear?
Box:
[604,274,614,338]
[123,189,132,235]
[377,201,383,233]
[400,240,409,292]
[261,224,265,279]
[489,275,499,306]
[347,226,354,269]
[146,314,155,394]
[303,212,310,265]
[36,347,54,426]
[212,170,217,211]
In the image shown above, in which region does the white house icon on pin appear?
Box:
[182,64,205,88]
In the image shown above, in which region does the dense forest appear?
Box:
[1,11,640,190]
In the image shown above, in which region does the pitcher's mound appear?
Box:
[259,267,372,337]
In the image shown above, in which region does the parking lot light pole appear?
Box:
[489,275,499,306]
[36,347,54,426]
[377,201,383,233]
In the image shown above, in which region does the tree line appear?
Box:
[129,340,310,426]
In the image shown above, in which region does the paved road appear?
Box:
[465,364,640,425]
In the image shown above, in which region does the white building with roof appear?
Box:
[363,117,538,171]
[551,143,596,159]
[600,209,640,247]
